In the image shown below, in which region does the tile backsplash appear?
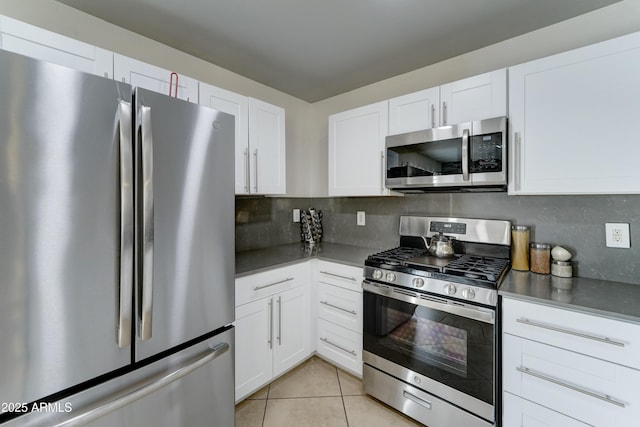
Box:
[236,193,640,285]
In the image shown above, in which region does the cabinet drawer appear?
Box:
[317,283,362,333]
[502,298,640,370]
[236,262,310,306]
[503,392,590,427]
[503,334,640,427]
[317,319,362,376]
[316,260,363,292]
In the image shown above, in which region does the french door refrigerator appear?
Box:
[0,49,235,426]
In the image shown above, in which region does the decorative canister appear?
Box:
[529,242,551,274]
[510,226,530,271]
[551,260,573,278]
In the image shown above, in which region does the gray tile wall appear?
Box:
[236,194,640,285]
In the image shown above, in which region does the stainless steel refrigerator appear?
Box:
[0,49,235,426]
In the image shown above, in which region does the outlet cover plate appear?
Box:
[357,211,366,226]
[605,223,630,248]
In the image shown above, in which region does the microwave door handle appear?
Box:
[117,100,133,349]
[139,105,154,341]
[462,128,470,181]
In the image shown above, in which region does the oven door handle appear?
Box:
[363,281,495,324]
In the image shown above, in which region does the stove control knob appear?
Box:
[443,284,457,295]
[372,270,383,280]
[412,278,425,288]
[461,288,476,300]
[385,272,396,282]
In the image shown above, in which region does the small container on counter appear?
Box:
[551,260,573,278]
[529,242,551,274]
[510,225,530,271]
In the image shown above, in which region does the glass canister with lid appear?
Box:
[510,225,530,271]
[530,242,551,274]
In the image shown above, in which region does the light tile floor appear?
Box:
[235,356,424,427]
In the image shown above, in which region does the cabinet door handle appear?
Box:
[320,337,357,356]
[442,102,448,125]
[516,366,626,408]
[268,298,273,350]
[514,132,522,192]
[320,271,358,282]
[253,149,258,193]
[516,318,625,347]
[403,391,432,410]
[253,277,294,291]
[277,296,282,345]
[431,104,436,128]
[320,300,357,315]
[244,148,250,193]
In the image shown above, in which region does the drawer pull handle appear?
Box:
[402,391,432,410]
[320,271,358,282]
[320,300,357,315]
[516,366,626,408]
[253,277,294,291]
[516,318,625,347]
[320,337,357,356]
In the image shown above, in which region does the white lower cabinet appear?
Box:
[314,260,364,376]
[234,263,311,401]
[502,297,640,427]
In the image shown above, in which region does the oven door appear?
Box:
[362,281,495,420]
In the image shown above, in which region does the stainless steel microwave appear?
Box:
[385,116,507,192]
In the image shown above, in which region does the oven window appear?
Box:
[363,290,494,405]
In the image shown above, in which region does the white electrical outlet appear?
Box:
[605,223,631,248]
[357,211,366,226]
[293,209,300,223]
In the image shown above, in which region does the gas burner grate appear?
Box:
[367,246,428,265]
[443,255,510,282]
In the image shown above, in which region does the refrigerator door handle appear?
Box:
[139,105,154,341]
[117,100,134,349]
[53,342,230,427]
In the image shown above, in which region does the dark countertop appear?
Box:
[499,270,640,325]
[236,242,379,278]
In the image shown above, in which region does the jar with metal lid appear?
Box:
[530,242,551,274]
[510,226,530,271]
[551,260,573,278]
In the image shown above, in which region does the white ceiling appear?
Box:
[57,0,619,102]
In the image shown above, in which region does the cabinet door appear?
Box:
[508,32,640,194]
[199,83,249,194]
[114,54,198,103]
[388,87,440,135]
[0,15,112,78]
[248,98,286,195]
[328,101,390,196]
[234,298,273,401]
[440,68,506,125]
[273,286,310,377]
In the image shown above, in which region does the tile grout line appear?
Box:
[260,384,270,427]
[336,367,351,427]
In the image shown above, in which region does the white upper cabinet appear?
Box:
[199,83,250,194]
[508,32,640,195]
[0,15,112,78]
[114,54,198,103]
[328,101,391,196]
[199,86,286,196]
[388,86,440,135]
[440,68,507,125]
[387,69,506,135]
[248,97,286,195]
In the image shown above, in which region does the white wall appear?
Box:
[309,0,640,196]
[0,0,314,196]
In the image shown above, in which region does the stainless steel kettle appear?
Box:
[428,232,455,258]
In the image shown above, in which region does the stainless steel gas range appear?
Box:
[362,216,511,427]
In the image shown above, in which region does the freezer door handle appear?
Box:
[139,105,154,341]
[117,100,134,349]
[53,342,230,427]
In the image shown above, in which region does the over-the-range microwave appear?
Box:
[385,116,507,192]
